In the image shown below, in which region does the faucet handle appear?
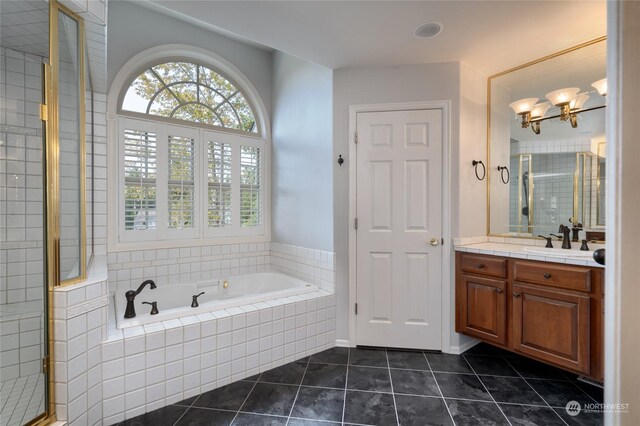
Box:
[142,301,159,315]
[538,235,553,248]
[191,292,205,308]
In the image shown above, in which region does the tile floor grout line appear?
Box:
[341,347,351,425]
[227,374,261,425]
[285,356,312,425]
[172,374,233,426]
[422,351,457,425]
[461,354,514,426]
[384,348,401,426]
[500,356,570,426]
[567,377,602,404]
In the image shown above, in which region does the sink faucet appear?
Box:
[558,224,572,249]
[124,279,157,318]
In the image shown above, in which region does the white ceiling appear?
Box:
[143,0,606,75]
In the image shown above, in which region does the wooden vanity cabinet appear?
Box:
[455,251,604,381]
[457,274,507,345]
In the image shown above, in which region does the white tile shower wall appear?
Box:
[270,243,336,292]
[0,47,45,305]
[510,137,592,155]
[107,243,271,294]
[0,305,44,381]
[91,93,108,257]
[508,152,577,237]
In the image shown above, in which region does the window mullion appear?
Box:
[200,129,207,239]
[231,142,241,236]
[157,124,169,240]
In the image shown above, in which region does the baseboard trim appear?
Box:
[447,339,480,355]
[335,339,352,348]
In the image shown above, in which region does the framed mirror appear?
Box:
[488,37,606,240]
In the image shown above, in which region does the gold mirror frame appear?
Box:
[486,36,607,238]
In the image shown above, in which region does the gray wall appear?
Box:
[271,52,333,251]
[107,1,273,118]
[332,62,487,348]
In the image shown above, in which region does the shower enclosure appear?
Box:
[509,151,602,237]
[1,1,93,424]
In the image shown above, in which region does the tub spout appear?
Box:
[124,279,157,318]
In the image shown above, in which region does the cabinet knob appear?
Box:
[543,273,552,280]
[513,292,521,298]
[476,263,485,269]
[495,288,504,294]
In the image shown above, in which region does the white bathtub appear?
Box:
[114,272,318,329]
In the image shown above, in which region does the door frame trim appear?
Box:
[347,101,452,352]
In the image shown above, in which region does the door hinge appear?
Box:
[354,132,358,144]
[39,104,48,121]
[355,303,358,315]
[354,218,358,230]
[42,356,50,375]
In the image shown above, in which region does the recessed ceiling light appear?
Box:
[414,22,443,39]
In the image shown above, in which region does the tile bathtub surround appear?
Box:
[115,343,604,426]
[107,243,272,294]
[53,258,110,426]
[107,242,336,294]
[270,243,336,292]
[100,290,336,425]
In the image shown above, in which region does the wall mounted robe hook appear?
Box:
[472,160,486,180]
[338,155,344,166]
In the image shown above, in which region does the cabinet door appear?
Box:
[458,274,507,345]
[512,284,590,374]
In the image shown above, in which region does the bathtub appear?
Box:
[114,272,318,329]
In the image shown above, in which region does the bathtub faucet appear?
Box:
[124,279,157,319]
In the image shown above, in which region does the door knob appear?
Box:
[429,237,440,247]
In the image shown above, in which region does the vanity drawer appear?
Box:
[460,253,507,278]
[513,260,591,292]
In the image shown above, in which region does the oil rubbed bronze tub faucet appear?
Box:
[124,279,157,318]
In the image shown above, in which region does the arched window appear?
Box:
[121,61,258,133]
[109,49,269,248]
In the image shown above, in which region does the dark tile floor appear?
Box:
[116,343,604,426]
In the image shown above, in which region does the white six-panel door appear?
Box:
[356,109,443,349]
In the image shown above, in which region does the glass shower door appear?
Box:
[0,1,50,424]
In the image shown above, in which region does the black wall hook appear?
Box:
[472,160,486,181]
[497,166,510,184]
[338,155,344,166]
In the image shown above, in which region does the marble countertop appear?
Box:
[454,241,605,268]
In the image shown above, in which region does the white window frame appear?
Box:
[108,46,272,252]
[203,130,264,239]
[116,117,268,248]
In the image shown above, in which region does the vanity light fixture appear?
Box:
[509,78,607,134]
[591,78,607,96]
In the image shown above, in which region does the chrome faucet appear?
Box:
[558,224,572,249]
[124,279,157,318]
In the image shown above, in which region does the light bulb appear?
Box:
[545,88,580,106]
[508,98,539,115]
[570,93,590,110]
[530,102,551,119]
[591,78,607,96]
